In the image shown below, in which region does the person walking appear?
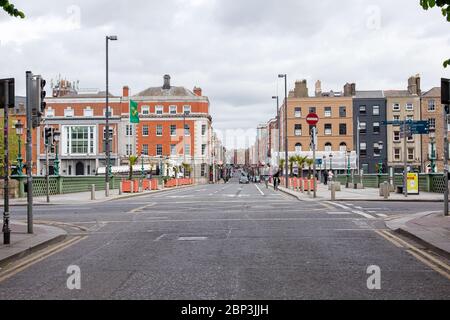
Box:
[323,171,328,185]
[273,170,280,191]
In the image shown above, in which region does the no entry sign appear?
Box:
[306,113,319,125]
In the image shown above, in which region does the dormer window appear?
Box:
[104,106,113,117]
[46,107,55,118]
[64,107,74,118]
[155,106,164,115]
[141,106,150,115]
[84,107,93,117]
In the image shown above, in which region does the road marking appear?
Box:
[127,202,156,214]
[376,213,388,218]
[154,234,167,241]
[376,230,450,280]
[0,236,87,283]
[178,236,208,241]
[328,212,353,215]
[374,230,404,248]
[254,184,264,196]
[351,210,376,219]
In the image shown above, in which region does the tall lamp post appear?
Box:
[329,153,333,181]
[346,150,351,188]
[278,74,289,188]
[272,96,280,166]
[323,155,327,183]
[15,120,24,176]
[53,131,61,176]
[105,35,118,197]
[429,128,436,173]
[141,153,145,178]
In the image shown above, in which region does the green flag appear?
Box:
[130,99,139,124]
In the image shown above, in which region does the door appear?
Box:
[75,162,84,176]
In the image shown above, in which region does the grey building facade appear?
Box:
[353,91,387,174]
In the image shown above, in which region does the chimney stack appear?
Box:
[123,86,129,97]
[315,80,322,97]
[344,83,356,97]
[163,74,171,90]
[408,74,421,95]
[193,86,202,96]
[291,80,308,98]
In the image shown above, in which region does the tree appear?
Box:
[420,0,450,67]
[279,159,285,175]
[0,116,19,174]
[182,162,191,178]
[128,155,138,180]
[288,156,297,177]
[1,1,25,18]
[305,158,315,179]
[295,156,307,178]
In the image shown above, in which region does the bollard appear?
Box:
[383,181,389,200]
[91,184,96,200]
[105,182,110,197]
[307,180,311,196]
[139,179,143,193]
[119,181,123,195]
[331,182,336,201]
[130,181,134,193]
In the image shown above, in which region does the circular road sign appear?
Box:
[306,113,319,125]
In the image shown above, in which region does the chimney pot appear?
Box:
[193,87,202,96]
[123,86,129,97]
[163,75,171,89]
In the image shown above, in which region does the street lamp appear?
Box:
[15,120,24,176]
[105,35,118,197]
[278,74,289,188]
[272,96,280,165]
[53,130,61,177]
[329,153,333,181]
[141,153,145,178]
[429,128,436,173]
[346,150,351,188]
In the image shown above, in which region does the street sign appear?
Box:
[316,159,323,166]
[306,113,319,125]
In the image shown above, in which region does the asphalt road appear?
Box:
[1,180,449,299]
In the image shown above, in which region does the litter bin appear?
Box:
[396,186,403,194]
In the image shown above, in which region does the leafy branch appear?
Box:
[0,0,25,18]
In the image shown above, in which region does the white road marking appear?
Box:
[352,210,376,219]
[376,213,388,218]
[254,184,265,196]
[178,236,208,241]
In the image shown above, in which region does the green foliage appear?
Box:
[420,0,450,67]
[0,116,20,174]
[0,0,25,18]
[128,155,138,180]
[305,158,314,178]
[279,159,285,171]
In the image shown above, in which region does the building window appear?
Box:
[394,148,401,161]
[82,107,93,117]
[126,144,133,156]
[141,106,150,115]
[393,131,400,142]
[324,124,332,135]
[359,105,366,115]
[360,142,367,157]
[63,126,96,155]
[102,128,113,152]
[201,164,206,177]
[202,124,207,136]
[46,107,55,118]
[373,105,380,116]
[184,124,190,136]
[183,105,191,115]
[169,105,177,114]
[155,106,163,115]
[142,125,149,136]
[339,143,347,152]
[142,144,148,156]
[408,148,414,161]
[294,124,302,136]
[325,143,332,152]
[309,107,316,114]
[428,100,436,112]
[324,107,332,117]
[64,108,74,118]
[170,144,177,156]
[393,115,400,125]
[373,143,381,157]
[170,124,177,136]
[184,144,190,155]
[406,103,414,111]
[407,133,414,142]
[428,118,436,129]
[104,106,113,117]
[295,143,302,153]
[126,125,133,136]
[339,107,346,117]
[295,107,301,118]
[339,124,347,135]
[202,144,206,156]
[154,144,162,156]
[373,122,380,134]
[359,122,367,134]
[156,125,163,136]
[406,115,414,122]
[393,103,400,112]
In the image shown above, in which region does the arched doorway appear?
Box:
[75,162,84,176]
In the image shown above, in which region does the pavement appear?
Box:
[0,180,448,299]
[278,182,445,202]
[1,184,195,206]
[0,221,66,267]
[386,212,450,259]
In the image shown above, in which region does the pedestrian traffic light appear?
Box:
[0,78,15,109]
[44,127,53,146]
[30,76,47,128]
[442,78,450,105]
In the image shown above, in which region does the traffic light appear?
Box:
[0,78,15,109]
[30,76,47,128]
[442,78,450,106]
[44,127,53,146]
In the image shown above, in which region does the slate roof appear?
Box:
[422,87,440,97]
[134,86,196,97]
[355,90,384,99]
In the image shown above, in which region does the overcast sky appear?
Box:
[1,0,450,149]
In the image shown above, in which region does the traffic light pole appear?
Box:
[403,118,408,198]
[26,71,33,234]
[312,127,317,199]
[2,80,11,244]
[45,126,50,203]
[444,106,449,217]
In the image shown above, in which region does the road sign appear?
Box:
[316,159,323,166]
[306,113,319,125]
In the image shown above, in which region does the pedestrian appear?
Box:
[265,175,269,189]
[273,170,280,191]
[328,170,334,182]
[323,171,328,185]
